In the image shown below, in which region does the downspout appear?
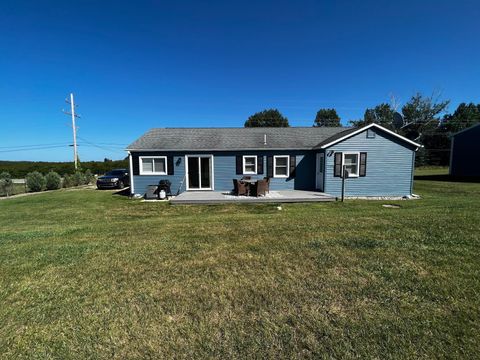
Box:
[128,151,135,196]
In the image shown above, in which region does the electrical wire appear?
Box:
[0,143,71,149]
[0,145,70,153]
[76,136,126,153]
[0,142,126,154]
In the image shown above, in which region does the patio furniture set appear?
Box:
[232,176,270,197]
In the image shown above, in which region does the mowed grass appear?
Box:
[415,166,448,176]
[415,166,449,177]
[0,180,479,359]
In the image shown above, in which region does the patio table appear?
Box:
[238,179,257,196]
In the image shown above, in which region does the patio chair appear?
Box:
[263,177,270,193]
[232,179,239,195]
[233,179,248,196]
[238,180,249,196]
[252,179,268,197]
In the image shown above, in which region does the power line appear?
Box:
[0,145,69,153]
[76,135,125,154]
[86,142,127,146]
[0,143,126,154]
[77,142,125,149]
[0,142,70,149]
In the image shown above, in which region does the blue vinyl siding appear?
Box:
[323,128,416,197]
[131,150,316,196]
[450,125,480,177]
[132,153,186,195]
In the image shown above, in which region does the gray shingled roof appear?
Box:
[127,127,350,151]
[313,127,360,148]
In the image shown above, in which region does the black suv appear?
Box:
[96,169,130,189]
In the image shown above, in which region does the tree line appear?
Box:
[243,93,480,166]
[0,158,128,178]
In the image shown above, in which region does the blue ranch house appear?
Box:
[126,124,421,199]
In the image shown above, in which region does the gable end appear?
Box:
[316,123,421,150]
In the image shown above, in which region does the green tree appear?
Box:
[441,103,480,133]
[348,118,364,128]
[72,171,86,186]
[349,103,395,128]
[63,174,74,188]
[84,169,95,184]
[313,109,341,127]
[399,93,450,166]
[244,109,289,127]
[45,171,62,190]
[401,92,450,141]
[0,172,14,197]
[364,103,395,128]
[26,171,46,192]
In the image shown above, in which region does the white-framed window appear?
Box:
[242,155,257,174]
[273,155,289,178]
[342,152,359,177]
[139,156,167,175]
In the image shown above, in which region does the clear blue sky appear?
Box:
[1,0,479,161]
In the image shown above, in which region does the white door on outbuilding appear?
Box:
[315,153,325,191]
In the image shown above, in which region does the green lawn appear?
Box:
[415,166,449,177]
[0,179,479,359]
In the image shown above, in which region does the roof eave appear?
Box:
[125,147,314,152]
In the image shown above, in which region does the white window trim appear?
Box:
[273,155,290,178]
[185,154,214,191]
[139,156,168,175]
[242,155,257,175]
[342,152,360,178]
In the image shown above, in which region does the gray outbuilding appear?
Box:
[450,123,480,177]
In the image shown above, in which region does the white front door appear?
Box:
[315,153,325,191]
[185,155,214,190]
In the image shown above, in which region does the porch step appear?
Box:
[170,190,336,205]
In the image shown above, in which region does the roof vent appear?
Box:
[264,134,267,145]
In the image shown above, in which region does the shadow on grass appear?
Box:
[113,187,131,197]
[415,174,480,183]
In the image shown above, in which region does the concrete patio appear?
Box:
[170,190,336,205]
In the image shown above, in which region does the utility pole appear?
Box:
[63,93,80,170]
